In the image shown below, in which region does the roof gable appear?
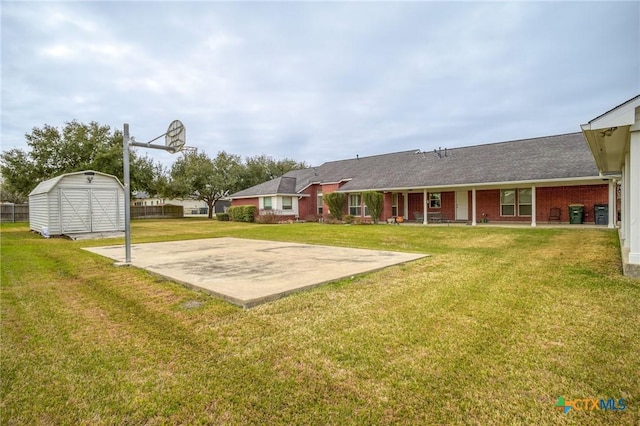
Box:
[29,170,122,196]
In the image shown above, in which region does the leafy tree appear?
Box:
[0,120,160,200]
[0,181,28,204]
[0,148,36,202]
[241,154,308,190]
[167,150,243,219]
[324,192,346,221]
[362,191,383,224]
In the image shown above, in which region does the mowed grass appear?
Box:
[1,220,639,425]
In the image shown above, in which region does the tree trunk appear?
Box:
[208,199,215,219]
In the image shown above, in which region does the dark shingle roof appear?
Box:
[231,132,599,197]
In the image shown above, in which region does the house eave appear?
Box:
[335,176,608,193]
[231,193,310,200]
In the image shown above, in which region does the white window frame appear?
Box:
[500,189,516,216]
[349,194,361,216]
[392,193,398,216]
[282,196,293,210]
[429,192,441,209]
[263,196,272,210]
[317,192,323,215]
[518,188,532,216]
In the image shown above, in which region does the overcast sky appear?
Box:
[2,1,638,168]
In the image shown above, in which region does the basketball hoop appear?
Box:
[122,119,188,264]
[165,120,186,153]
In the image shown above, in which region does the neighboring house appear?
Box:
[231,132,612,227]
[581,95,640,277]
[133,193,230,215]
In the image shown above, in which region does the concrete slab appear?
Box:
[84,237,428,308]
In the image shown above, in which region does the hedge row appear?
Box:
[227,205,257,222]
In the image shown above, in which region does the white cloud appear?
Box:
[1,1,638,167]
[41,44,76,59]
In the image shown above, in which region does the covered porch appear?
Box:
[383,180,614,227]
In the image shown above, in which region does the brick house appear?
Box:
[230,132,614,227]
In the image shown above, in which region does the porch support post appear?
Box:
[423,189,428,224]
[623,158,630,247]
[628,128,640,265]
[531,185,537,227]
[471,188,477,226]
[608,179,616,229]
[403,192,408,219]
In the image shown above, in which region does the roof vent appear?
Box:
[433,147,448,158]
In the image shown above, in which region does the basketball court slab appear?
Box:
[84,237,429,308]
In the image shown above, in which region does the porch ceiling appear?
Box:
[580,95,640,174]
[580,125,629,174]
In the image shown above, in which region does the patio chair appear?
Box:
[548,207,561,223]
[414,211,424,222]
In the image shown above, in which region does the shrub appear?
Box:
[215,213,230,221]
[227,205,257,222]
[324,192,346,221]
[344,215,355,224]
[362,191,383,224]
[255,210,279,224]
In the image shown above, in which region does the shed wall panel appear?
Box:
[28,194,49,232]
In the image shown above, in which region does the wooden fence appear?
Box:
[130,204,184,219]
[0,204,184,222]
[0,204,29,223]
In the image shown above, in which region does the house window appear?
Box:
[518,188,532,216]
[282,196,292,210]
[500,189,515,216]
[429,193,441,209]
[392,193,398,216]
[349,194,361,216]
[317,192,323,215]
[263,197,272,210]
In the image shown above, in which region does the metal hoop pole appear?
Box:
[123,123,132,264]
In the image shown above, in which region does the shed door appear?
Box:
[60,189,91,233]
[60,188,120,233]
[91,189,120,232]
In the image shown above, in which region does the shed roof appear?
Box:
[29,170,123,196]
[231,132,600,198]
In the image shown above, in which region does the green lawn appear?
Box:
[1,220,639,425]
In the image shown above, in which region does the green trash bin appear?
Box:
[568,204,584,224]
[594,204,608,225]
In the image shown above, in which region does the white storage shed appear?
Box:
[29,170,125,236]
